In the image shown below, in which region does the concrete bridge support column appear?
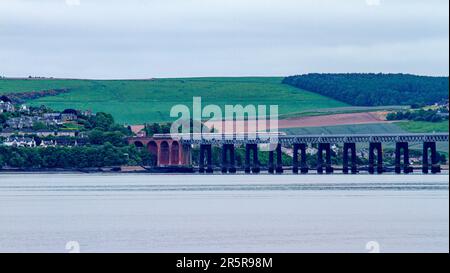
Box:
[343,143,358,174]
[369,142,383,174]
[300,145,308,174]
[252,145,260,174]
[199,144,213,173]
[206,145,213,173]
[245,145,251,174]
[245,144,259,174]
[293,144,308,174]
[221,144,236,174]
[395,142,412,174]
[221,145,228,174]
[229,145,236,173]
[276,144,283,174]
[317,143,333,174]
[293,144,299,174]
[268,144,283,174]
[423,142,441,174]
[268,150,275,174]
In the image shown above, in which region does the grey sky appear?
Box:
[0,0,448,78]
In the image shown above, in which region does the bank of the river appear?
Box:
[0,166,448,174]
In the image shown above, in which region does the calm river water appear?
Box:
[0,174,448,253]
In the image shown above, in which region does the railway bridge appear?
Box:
[128,133,449,174]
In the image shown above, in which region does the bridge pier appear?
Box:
[268,144,283,174]
[317,143,333,174]
[245,144,260,174]
[199,144,213,173]
[293,144,308,174]
[395,142,412,174]
[369,142,383,174]
[343,143,358,174]
[423,142,441,174]
[221,144,236,174]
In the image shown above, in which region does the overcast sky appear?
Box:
[0,0,448,78]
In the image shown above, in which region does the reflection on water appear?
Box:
[0,174,448,253]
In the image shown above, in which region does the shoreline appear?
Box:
[1,168,448,175]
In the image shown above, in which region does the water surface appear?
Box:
[0,174,448,253]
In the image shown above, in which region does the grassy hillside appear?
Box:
[0,77,348,124]
[0,79,92,93]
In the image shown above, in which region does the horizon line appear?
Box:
[1,72,449,81]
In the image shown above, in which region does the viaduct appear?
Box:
[128,133,449,174]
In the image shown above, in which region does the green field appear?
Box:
[0,77,348,124]
[281,123,407,135]
[0,78,89,94]
[396,121,449,133]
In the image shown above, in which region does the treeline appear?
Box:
[387,109,449,123]
[0,143,152,169]
[283,73,449,106]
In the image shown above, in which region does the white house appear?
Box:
[2,137,37,147]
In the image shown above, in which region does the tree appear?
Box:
[0,113,7,126]
[89,112,115,131]
[22,149,42,168]
[283,73,449,106]
[439,154,447,164]
[32,122,48,131]
[102,131,127,146]
[8,152,25,168]
[88,129,105,145]
[386,113,397,121]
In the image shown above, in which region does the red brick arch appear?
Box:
[171,141,180,165]
[147,141,158,166]
[129,136,190,167]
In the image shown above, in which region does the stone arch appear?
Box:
[159,141,170,165]
[134,141,144,149]
[171,141,180,165]
[147,141,158,166]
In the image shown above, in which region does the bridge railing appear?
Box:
[152,133,449,144]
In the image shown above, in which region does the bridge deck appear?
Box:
[154,133,449,145]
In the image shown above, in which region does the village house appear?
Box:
[43,111,78,123]
[53,137,89,147]
[6,114,64,129]
[6,116,37,129]
[61,113,78,122]
[2,136,37,147]
[55,130,79,137]
[43,112,61,120]
[30,105,50,116]
[0,128,79,138]
[81,110,94,117]
[18,105,29,114]
[0,101,15,113]
[39,139,57,147]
